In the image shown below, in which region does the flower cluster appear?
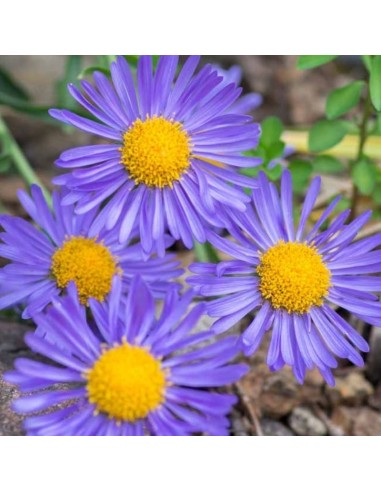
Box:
[1,56,380,436]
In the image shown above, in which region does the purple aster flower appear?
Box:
[213,64,263,114]
[188,170,381,386]
[49,56,261,255]
[0,185,182,319]
[5,277,247,436]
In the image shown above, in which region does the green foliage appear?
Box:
[79,66,111,79]
[0,56,110,123]
[266,140,285,161]
[260,116,283,147]
[372,184,381,206]
[242,116,286,181]
[124,56,160,69]
[289,159,313,193]
[78,56,115,79]
[56,56,83,109]
[326,81,364,120]
[370,56,381,111]
[0,114,51,202]
[300,53,381,215]
[79,55,159,81]
[0,151,11,173]
[194,242,220,263]
[266,163,284,181]
[376,114,381,135]
[309,120,347,153]
[362,55,373,72]
[312,155,345,174]
[0,58,83,123]
[335,196,351,213]
[0,66,53,122]
[351,158,377,195]
[125,55,140,67]
[297,56,338,70]
[0,92,54,123]
[0,66,30,101]
[98,55,117,68]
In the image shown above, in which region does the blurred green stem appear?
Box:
[0,114,51,205]
[194,241,220,263]
[349,87,372,221]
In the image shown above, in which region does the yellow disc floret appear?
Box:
[121,116,191,188]
[86,342,166,422]
[257,241,331,314]
[51,237,119,304]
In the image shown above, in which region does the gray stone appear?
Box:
[288,407,327,436]
[231,410,251,436]
[0,361,24,436]
[369,383,381,411]
[260,418,294,436]
[332,406,381,436]
[0,318,30,354]
[0,318,32,435]
[352,407,381,436]
[327,371,374,407]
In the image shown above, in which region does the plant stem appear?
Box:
[349,87,372,221]
[194,241,220,263]
[0,114,51,205]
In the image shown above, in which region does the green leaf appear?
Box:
[247,116,286,170]
[0,92,52,123]
[241,159,283,181]
[265,163,283,181]
[376,113,381,135]
[312,155,345,174]
[335,196,351,213]
[56,56,82,108]
[124,55,159,69]
[370,56,381,111]
[362,55,373,72]
[0,152,11,173]
[352,158,377,195]
[244,144,266,159]
[289,159,313,193]
[308,120,347,153]
[79,66,111,79]
[241,166,260,178]
[297,56,338,70]
[266,141,286,162]
[372,184,381,206]
[326,81,364,120]
[125,55,140,67]
[97,55,117,69]
[0,66,30,101]
[152,56,160,69]
[260,116,284,147]
[194,242,220,263]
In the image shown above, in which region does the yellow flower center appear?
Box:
[86,343,166,422]
[51,237,119,304]
[121,116,191,188]
[257,241,331,314]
